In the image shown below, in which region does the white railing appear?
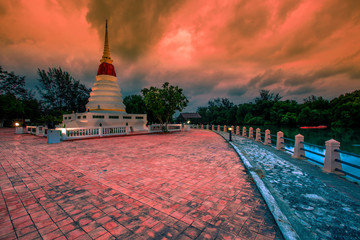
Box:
[102,126,127,135]
[148,124,182,133]
[57,126,128,140]
[26,126,48,136]
[25,123,184,140]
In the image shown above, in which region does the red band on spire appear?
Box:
[97,62,116,77]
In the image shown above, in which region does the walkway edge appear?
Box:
[214,130,299,240]
[229,142,299,240]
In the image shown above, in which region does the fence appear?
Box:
[191,124,360,182]
[148,124,182,133]
[25,123,183,141]
[26,126,48,136]
[57,126,127,140]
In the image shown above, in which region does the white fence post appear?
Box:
[99,127,103,137]
[323,139,342,174]
[292,134,305,159]
[264,129,271,145]
[255,128,261,142]
[249,127,254,139]
[276,131,284,151]
[242,127,246,137]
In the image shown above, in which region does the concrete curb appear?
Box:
[216,132,300,240]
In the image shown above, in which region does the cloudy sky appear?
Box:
[1,0,360,111]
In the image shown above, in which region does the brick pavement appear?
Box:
[0,128,283,240]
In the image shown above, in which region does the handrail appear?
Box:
[302,142,326,150]
[282,147,294,153]
[300,154,324,165]
[335,149,360,158]
[300,148,325,157]
[283,137,295,142]
[335,168,360,181]
[335,159,360,170]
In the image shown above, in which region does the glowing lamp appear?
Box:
[187,120,190,124]
[15,122,20,127]
[228,127,232,141]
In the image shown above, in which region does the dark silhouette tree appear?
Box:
[0,66,29,99]
[37,67,90,113]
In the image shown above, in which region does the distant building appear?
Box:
[178,113,201,124]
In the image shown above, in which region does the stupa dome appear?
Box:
[85,20,126,112]
[97,62,116,77]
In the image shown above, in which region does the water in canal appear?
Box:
[249,126,360,183]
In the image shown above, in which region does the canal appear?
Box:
[250,125,360,183]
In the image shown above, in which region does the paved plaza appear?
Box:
[0,129,282,240]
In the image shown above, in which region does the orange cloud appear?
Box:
[0,0,359,110]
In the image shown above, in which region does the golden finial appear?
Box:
[100,19,113,64]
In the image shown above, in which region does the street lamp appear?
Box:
[228,127,232,141]
[187,120,190,124]
[15,122,20,127]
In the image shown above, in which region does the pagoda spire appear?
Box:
[100,19,113,64]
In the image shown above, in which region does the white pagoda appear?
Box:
[62,20,147,132]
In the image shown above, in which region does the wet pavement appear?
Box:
[216,131,360,240]
[0,128,283,240]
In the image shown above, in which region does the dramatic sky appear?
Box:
[1,0,360,111]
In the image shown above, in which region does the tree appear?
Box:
[0,94,24,127]
[37,67,90,113]
[255,89,282,103]
[253,90,282,124]
[0,66,29,99]
[141,82,188,129]
[123,95,146,114]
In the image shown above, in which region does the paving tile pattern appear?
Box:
[217,131,360,240]
[0,129,282,239]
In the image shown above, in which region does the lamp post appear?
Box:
[228,127,232,141]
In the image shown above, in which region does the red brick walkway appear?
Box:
[0,129,282,239]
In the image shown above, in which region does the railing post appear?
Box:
[242,127,246,137]
[196,124,199,129]
[211,125,214,131]
[206,124,209,130]
[249,127,254,139]
[99,127,103,137]
[231,125,234,134]
[255,128,261,142]
[264,129,271,145]
[222,125,225,132]
[217,125,220,131]
[236,126,240,135]
[323,139,342,174]
[292,134,305,159]
[276,131,284,151]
